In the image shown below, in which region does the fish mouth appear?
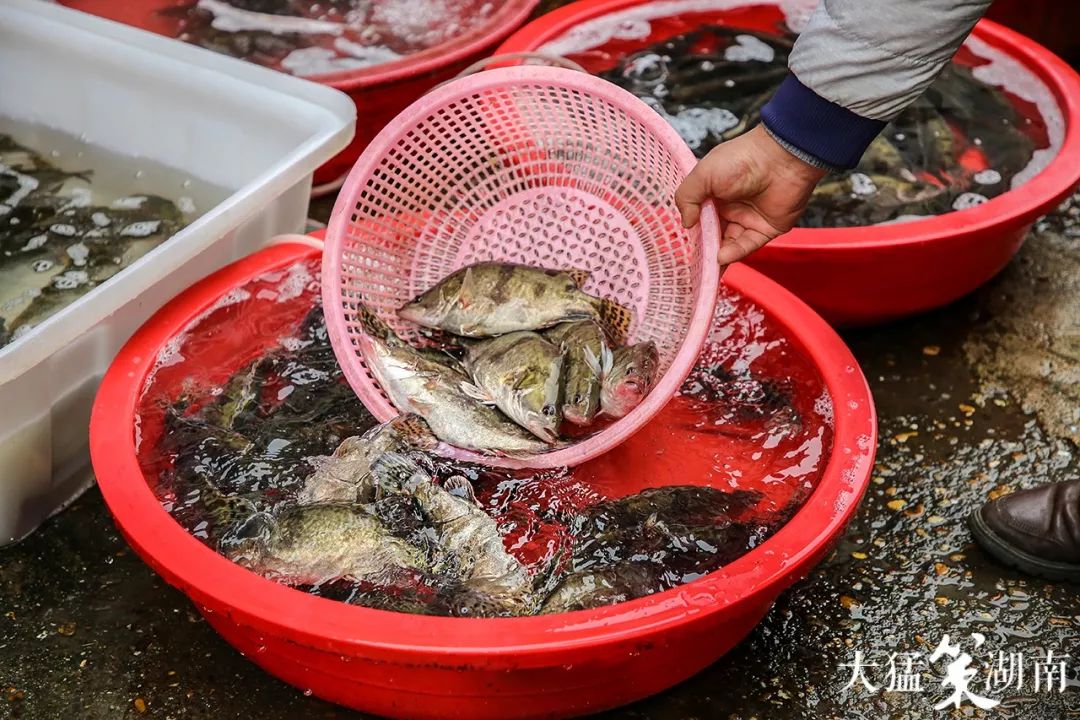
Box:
[527,425,560,445]
[563,407,590,426]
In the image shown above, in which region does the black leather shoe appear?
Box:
[968,478,1080,583]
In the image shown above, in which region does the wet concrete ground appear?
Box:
[3,197,1078,718]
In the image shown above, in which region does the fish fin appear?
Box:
[443,475,478,505]
[357,302,397,343]
[600,343,615,378]
[388,413,438,450]
[565,267,591,287]
[460,381,496,405]
[595,297,634,345]
[371,451,431,497]
[195,471,256,531]
[583,345,603,378]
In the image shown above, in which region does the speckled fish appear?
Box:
[464,331,564,443]
[600,341,660,418]
[397,262,633,342]
[373,454,535,616]
[544,320,611,425]
[296,414,437,505]
[357,304,550,457]
[199,474,428,587]
[540,562,657,614]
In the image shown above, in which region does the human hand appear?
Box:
[675,125,828,265]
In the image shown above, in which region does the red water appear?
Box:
[60,0,501,76]
[136,258,832,593]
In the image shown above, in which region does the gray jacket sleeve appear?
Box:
[788,0,994,120]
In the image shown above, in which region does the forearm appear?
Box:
[760,0,994,169]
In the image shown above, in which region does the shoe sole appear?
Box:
[967,509,1080,584]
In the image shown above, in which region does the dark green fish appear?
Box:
[397,262,633,342]
[545,320,610,426]
[464,331,564,442]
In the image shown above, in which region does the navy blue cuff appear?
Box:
[760,74,886,170]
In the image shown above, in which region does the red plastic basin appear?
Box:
[497,0,1080,326]
[60,0,539,185]
[89,242,875,718]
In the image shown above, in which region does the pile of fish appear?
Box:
[162,0,499,77]
[159,306,788,616]
[597,25,1038,227]
[357,262,661,458]
[0,133,187,349]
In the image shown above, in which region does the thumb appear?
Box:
[675,146,750,229]
[674,159,710,229]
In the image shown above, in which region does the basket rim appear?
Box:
[322,65,722,469]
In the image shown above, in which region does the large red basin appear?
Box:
[89,242,875,718]
[497,0,1080,325]
[60,0,539,185]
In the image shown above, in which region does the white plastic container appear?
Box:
[0,0,356,544]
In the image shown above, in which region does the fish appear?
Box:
[600,341,660,418]
[397,262,633,342]
[464,331,564,442]
[373,453,537,616]
[296,414,437,505]
[544,320,610,425]
[203,358,264,430]
[198,471,429,587]
[540,562,658,614]
[357,304,550,457]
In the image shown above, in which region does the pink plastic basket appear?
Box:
[322,66,720,469]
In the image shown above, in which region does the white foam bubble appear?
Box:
[53,270,89,290]
[813,391,834,426]
[111,195,147,210]
[640,97,739,150]
[725,34,775,63]
[61,186,92,210]
[952,192,988,210]
[281,47,370,77]
[177,196,197,215]
[120,220,162,237]
[66,242,89,267]
[274,261,315,303]
[20,234,47,251]
[198,0,344,35]
[849,172,877,197]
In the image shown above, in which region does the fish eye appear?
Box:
[542,404,557,417]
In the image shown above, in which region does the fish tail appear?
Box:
[565,267,591,288]
[594,296,635,346]
[388,413,438,451]
[356,302,398,344]
[195,471,255,531]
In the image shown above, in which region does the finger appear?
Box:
[674,165,707,229]
[722,220,746,245]
[717,227,773,265]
